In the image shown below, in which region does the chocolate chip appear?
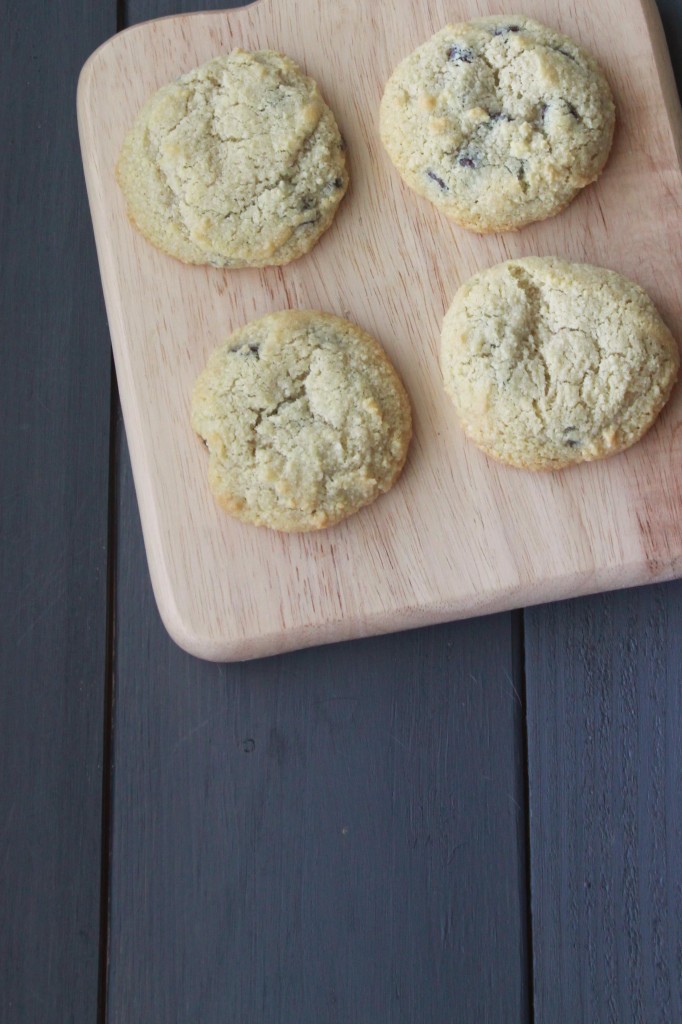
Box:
[300,195,315,211]
[458,150,481,169]
[322,176,344,196]
[563,427,580,447]
[231,342,260,358]
[489,111,512,123]
[493,24,521,36]
[426,169,448,190]
[447,45,474,63]
[538,102,549,124]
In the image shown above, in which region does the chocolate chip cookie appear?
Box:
[191,311,412,530]
[380,17,615,232]
[117,49,348,267]
[441,258,678,469]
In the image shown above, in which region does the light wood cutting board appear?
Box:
[78,0,682,661]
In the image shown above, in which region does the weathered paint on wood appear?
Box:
[526,583,682,1022]
[0,3,115,1021]
[4,3,682,1024]
[525,5,682,1019]
[108,403,530,1021]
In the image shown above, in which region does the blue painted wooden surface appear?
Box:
[0,3,115,1021]
[1,2,681,1022]
[525,9,682,1020]
[109,433,529,1022]
[527,584,682,1022]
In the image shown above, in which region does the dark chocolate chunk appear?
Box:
[321,176,345,197]
[539,100,580,125]
[447,44,474,63]
[563,427,581,447]
[457,149,481,169]
[515,161,529,193]
[426,169,448,190]
[231,342,261,358]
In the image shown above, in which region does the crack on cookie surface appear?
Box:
[118,50,348,267]
[441,259,679,469]
[191,313,412,530]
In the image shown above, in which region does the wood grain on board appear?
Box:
[79,0,682,660]
[0,2,114,1022]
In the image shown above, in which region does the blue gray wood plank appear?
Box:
[0,3,115,1021]
[525,4,682,1020]
[526,584,682,1023]
[110,426,530,1023]
[107,7,529,1020]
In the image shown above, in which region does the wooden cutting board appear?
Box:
[78,0,682,661]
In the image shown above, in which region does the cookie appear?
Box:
[380,17,615,233]
[191,311,412,530]
[440,258,678,469]
[116,49,348,267]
